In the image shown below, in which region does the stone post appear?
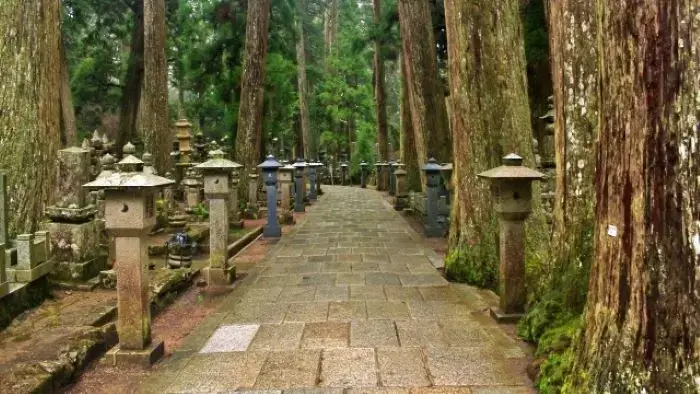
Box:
[360,162,368,188]
[478,153,544,323]
[248,172,259,208]
[258,155,282,238]
[422,158,443,238]
[183,169,200,210]
[293,159,306,213]
[307,162,318,201]
[388,160,397,196]
[340,163,348,185]
[315,160,324,195]
[229,172,241,222]
[374,162,383,191]
[279,164,295,211]
[84,143,173,366]
[394,166,408,211]
[195,150,241,286]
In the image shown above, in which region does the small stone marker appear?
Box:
[478,153,544,323]
[388,160,397,196]
[340,162,348,185]
[279,164,295,211]
[293,158,307,213]
[394,164,408,211]
[83,142,174,367]
[196,150,242,285]
[422,158,444,238]
[258,155,282,238]
[248,171,259,208]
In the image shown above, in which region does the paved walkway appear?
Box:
[142,186,533,393]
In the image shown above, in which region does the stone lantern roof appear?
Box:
[257,155,282,170]
[84,143,174,190]
[422,157,443,173]
[194,149,242,172]
[478,153,545,180]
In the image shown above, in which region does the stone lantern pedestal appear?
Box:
[293,159,306,213]
[340,163,348,185]
[279,164,294,211]
[307,163,318,201]
[394,166,408,211]
[84,144,173,367]
[360,162,368,188]
[422,158,444,238]
[388,161,397,196]
[258,155,282,238]
[374,162,385,191]
[196,150,241,286]
[478,153,544,323]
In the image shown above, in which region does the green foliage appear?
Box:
[192,202,209,221]
[533,317,582,393]
[445,232,499,289]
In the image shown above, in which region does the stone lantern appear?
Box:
[279,164,295,211]
[195,150,242,285]
[258,155,282,238]
[293,159,307,213]
[307,160,318,201]
[374,162,385,191]
[340,162,349,185]
[360,162,368,188]
[393,167,408,211]
[422,158,444,238]
[478,153,544,322]
[175,119,193,164]
[388,160,397,196]
[83,142,173,367]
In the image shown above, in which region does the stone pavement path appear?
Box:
[142,186,534,393]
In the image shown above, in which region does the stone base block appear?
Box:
[0,281,9,298]
[204,265,236,286]
[105,339,164,368]
[393,195,408,211]
[263,224,282,238]
[489,307,524,324]
[7,260,55,283]
[50,255,107,283]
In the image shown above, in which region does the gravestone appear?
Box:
[44,146,105,284]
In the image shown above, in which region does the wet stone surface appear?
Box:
[141,186,534,392]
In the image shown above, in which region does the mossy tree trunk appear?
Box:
[60,32,77,147]
[323,0,339,63]
[399,55,421,192]
[0,0,61,237]
[295,0,312,160]
[397,0,450,167]
[235,0,271,199]
[569,2,700,391]
[444,0,545,288]
[142,0,170,173]
[116,0,144,154]
[373,0,389,161]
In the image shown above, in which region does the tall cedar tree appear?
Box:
[373,0,389,161]
[142,0,170,173]
[444,0,546,287]
[0,0,62,237]
[235,0,271,180]
[400,54,421,192]
[569,2,700,391]
[116,0,145,154]
[296,0,313,159]
[397,0,450,171]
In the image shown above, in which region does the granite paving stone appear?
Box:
[315,285,349,301]
[328,301,367,321]
[249,323,305,351]
[255,350,322,388]
[366,301,411,320]
[377,348,431,387]
[301,322,350,349]
[200,324,260,353]
[426,347,524,386]
[278,286,317,303]
[320,348,377,387]
[285,302,329,322]
[350,285,387,301]
[350,320,399,348]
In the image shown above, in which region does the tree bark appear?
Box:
[400,55,421,192]
[116,0,145,155]
[397,0,450,167]
[296,0,312,160]
[444,0,544,287]
[60,35,77,147]
[373,0,389,161]
[570,2,700,391]
[0,0,61,237]
[142,0,170,173]
[235,0,271,201]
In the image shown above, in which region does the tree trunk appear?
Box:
[0,0,61,237]
[141,0,170,173]
[116,0,145,155]
[323,0,339,62]
[397,0,450,167]
[296,0,312,160]
[60,35,77,147]
[444,0,544,288]
[235,0,271,201]
[373,0,389,161]
[546,0,597,306]
[400,55,421,192]
[570,3,700,391]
